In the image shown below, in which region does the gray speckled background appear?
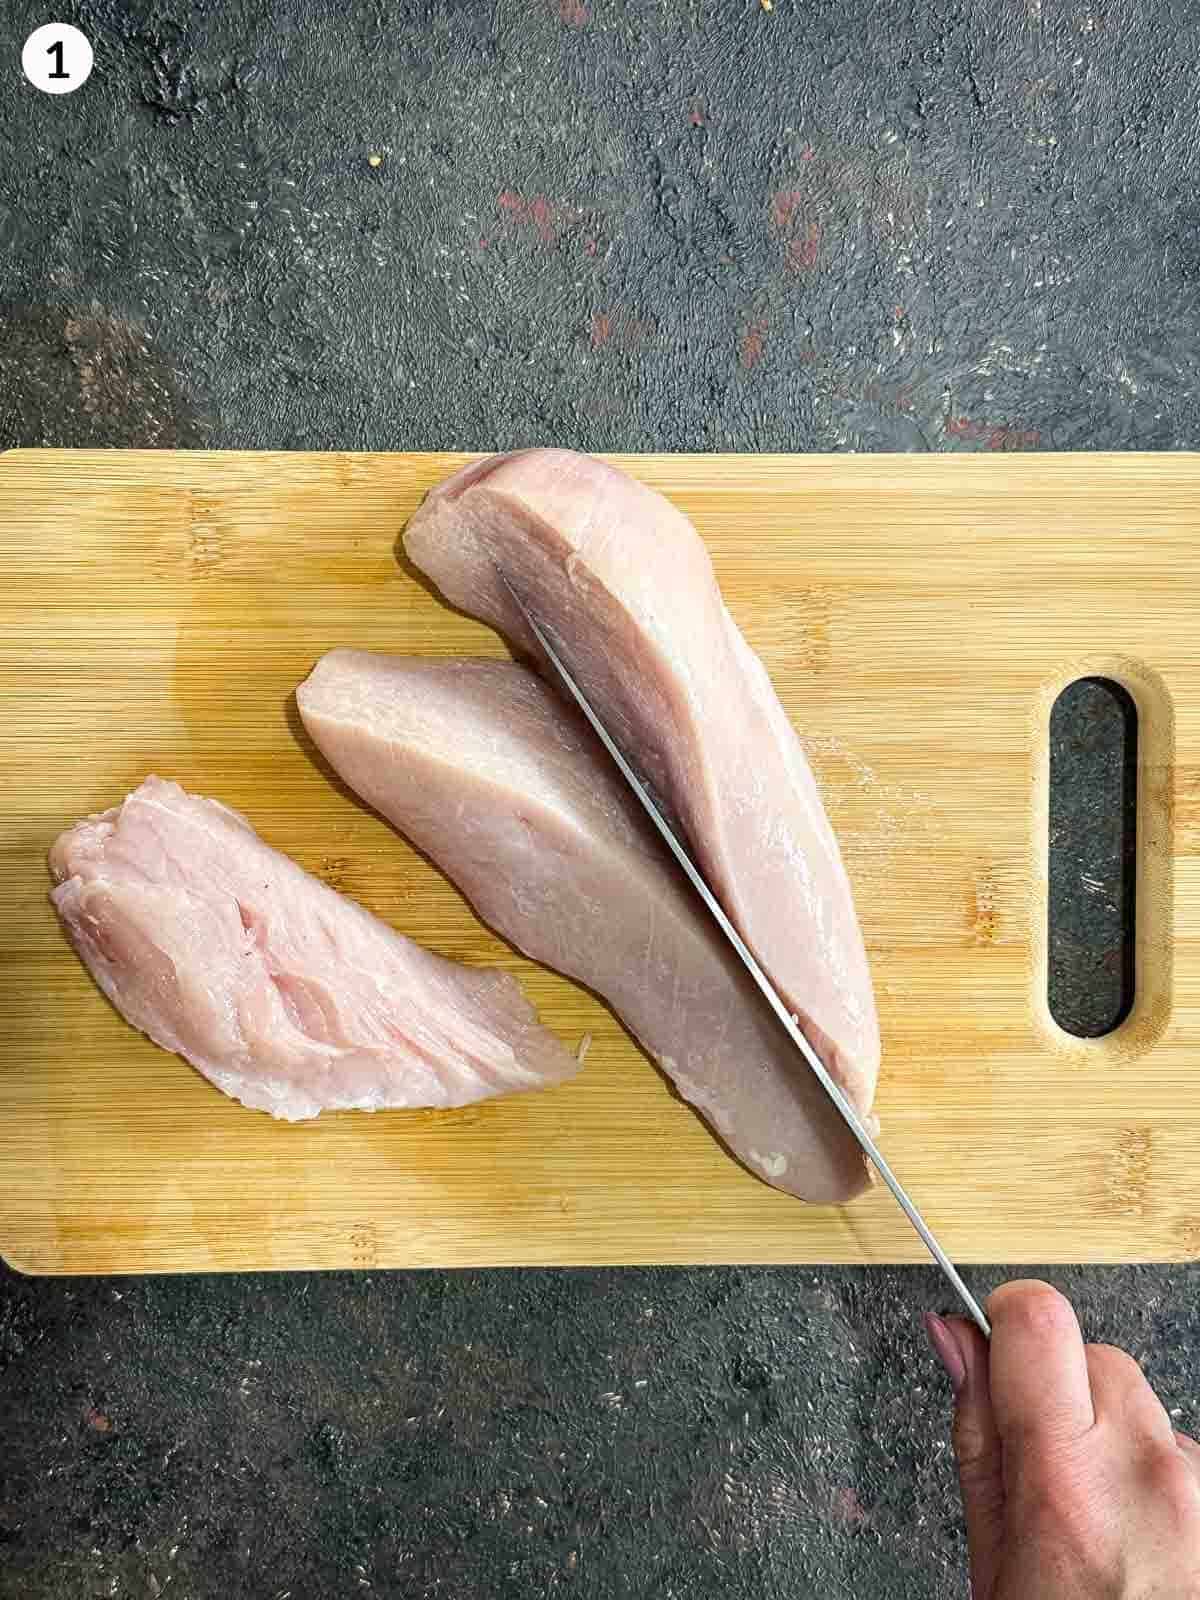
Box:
[0,2,1193,1596]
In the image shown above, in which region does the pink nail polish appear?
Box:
[923,1312,967,1395]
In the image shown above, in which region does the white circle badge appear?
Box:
[23,23,94,95]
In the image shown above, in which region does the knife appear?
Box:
[505,582,991,1339]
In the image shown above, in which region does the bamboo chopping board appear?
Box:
[2,448,1197,1275]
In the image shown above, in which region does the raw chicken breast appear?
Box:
[404,449,880,1119]
[298,653,870,1201]
[49,777,577,1119]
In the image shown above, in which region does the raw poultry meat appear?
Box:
[49,777,577,1119]
[404,449,881,1122]
[298,653,871,1201]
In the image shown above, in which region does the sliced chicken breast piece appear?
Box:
[403,449,881,1119]
[298,652,870,1201]
[49,776,577,1119]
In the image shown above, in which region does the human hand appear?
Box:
[925,1280,1200,1599]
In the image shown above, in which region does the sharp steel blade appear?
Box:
[505,581,990,1339]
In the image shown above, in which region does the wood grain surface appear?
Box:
[1,449,1197,1274]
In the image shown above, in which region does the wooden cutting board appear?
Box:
[2,448,1196,1275]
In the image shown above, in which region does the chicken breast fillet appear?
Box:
[298,653,870,1201]
[403,449,881,1120]
[49,777,577,1119]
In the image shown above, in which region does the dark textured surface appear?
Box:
[2,2,1197,1596]
[1048,677,1138,1038]
[5,0,1200,456]
[2,1263,1198,1600]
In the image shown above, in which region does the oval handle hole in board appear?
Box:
[1047,677,1138,1038]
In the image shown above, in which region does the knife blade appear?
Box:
[505,581,991,1339]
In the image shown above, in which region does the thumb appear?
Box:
[927,1314,1006,1599]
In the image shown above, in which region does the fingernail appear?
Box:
[923,1312,967,1395]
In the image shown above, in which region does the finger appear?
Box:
[943,1316,1007,1600]
[1086,1344,1175,1446]
[987,1280,1095,1449]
